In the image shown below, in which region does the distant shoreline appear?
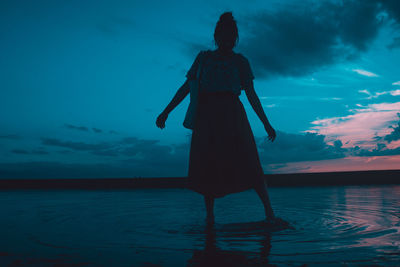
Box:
[0,170,399,190]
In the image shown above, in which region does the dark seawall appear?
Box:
[0,170,399,190]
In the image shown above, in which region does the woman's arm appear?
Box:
[156,80,190,129]
[244,81,276,141]
[162,80,190,115]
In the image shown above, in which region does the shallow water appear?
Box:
[0,185,399,266]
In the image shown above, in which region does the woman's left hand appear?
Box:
[264,124,276,142]
[156,112,168,129]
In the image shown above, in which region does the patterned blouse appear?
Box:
[185,49,254,96]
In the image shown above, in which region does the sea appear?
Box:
[0,185,399,266]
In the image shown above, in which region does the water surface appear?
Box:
[0,185,399,266]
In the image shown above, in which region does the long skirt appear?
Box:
[187,90,265,198]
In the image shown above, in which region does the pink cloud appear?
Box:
[308,102,400,149]
[390,89,400,96]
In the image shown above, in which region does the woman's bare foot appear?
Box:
[265,216,293,229]
[265,208,275,220]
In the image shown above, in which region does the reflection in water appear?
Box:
[187,222,274,267]
[0,186,399,266]
[337,186,400,250]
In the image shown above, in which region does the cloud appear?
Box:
[5,130,344,177]
[64,124,89,132]
[309,102,400,148]
[238,0,385,78]
[392,81,400,86]
[358,89,381,99]
[41,138,112,151]
[1,139,191,178]
[64,123,116,134]
[390,90,400,96]
[10,148,49,155]
[39,136,190,175]
[0,134,21,140]
[11,149,29,155]
[356,144,400,157]
[256,131,344,165]
[185,0,400,79]
[5,130,347,178]
[383,114,400,143]
[352,69,379,77]
[357,89,398,99]
[380,0,400,24]
[41,136,173,158]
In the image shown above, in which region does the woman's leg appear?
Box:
[254,180,275,220]
[204,196,215,223]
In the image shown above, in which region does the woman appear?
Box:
[156,12,278,224]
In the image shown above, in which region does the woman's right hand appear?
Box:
[264,124,276,142]
[156,111,168,129]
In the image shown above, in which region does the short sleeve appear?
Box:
[185,51,205,80]
[238,55,255,89]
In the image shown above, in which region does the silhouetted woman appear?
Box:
[156,12,278,224]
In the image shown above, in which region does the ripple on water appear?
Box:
[0,186,399,266]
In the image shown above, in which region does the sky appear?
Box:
[1,0,400,178]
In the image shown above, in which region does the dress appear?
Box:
[186,49,265,198]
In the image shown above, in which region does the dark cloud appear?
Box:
[64,124,89,132]
[240,0,384,78]
[257,131,344,164]
[185,0,400,79]
[380,0,400,23]
[365,114,400,146]
[41,138,112,151]
[343,114,400,157]
[40,137,187,172]
[0,138,191,178]
[3,130,345,178]
[11,149,29,154]
[383,114,400,143]
[355,143,400,157]
[7,125,399,178]
[11,148,49,155]
[119,144,189,177]
[64,124,109,134]
[0,134,21,140]
[120,139,170,160]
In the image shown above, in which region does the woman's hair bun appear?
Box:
[214,11,238,49]
[219,12,235,23]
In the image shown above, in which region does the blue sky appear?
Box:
[1,0,400,178]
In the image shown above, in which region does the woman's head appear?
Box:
[214,12,238,51]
